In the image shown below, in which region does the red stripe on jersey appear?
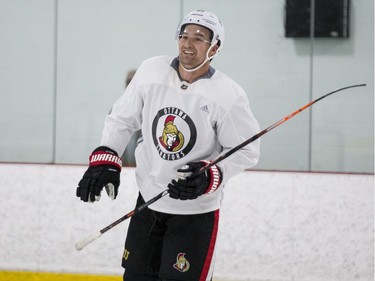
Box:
[199,209,220,281]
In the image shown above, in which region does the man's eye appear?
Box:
[179,35,209,44]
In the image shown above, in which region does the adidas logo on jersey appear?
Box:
[200,105,209,113]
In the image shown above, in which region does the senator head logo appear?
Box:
[159,115,184,152]
[152,107,196,161]
[173,253,190,272]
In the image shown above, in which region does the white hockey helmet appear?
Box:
[176,9,225,54]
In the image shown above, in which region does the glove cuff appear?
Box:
[202,161,222,194]
[89,146,122,170]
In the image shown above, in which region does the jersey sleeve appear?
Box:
[100,64,144,155]
[215,89,260,184]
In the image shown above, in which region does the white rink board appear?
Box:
[0,164,373,281]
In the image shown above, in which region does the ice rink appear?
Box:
[0,163,373,281]
[0,0,373,280]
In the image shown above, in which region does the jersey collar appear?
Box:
[170,57,216,83]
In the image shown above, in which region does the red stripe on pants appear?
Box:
[199,209,220,281]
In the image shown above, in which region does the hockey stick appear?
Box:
[75,189,169,250]
[200,83,366,172]
[75,83,365,251]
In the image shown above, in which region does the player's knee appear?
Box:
[123,271,160,281]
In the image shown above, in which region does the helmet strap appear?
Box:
[179,43,217,73]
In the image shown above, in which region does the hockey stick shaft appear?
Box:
[75,189,169,250]
[197,83,366,174]
[75,83,365,250]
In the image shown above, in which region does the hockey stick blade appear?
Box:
[75,83,365,250]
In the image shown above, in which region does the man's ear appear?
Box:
[209,44,219,57]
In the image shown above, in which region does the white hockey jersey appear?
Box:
[101,56,260,214]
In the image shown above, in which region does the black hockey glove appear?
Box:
[76,146,122,202]
[168,160,222,200]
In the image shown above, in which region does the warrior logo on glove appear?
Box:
[76,146,121,202]
[90,151,122,168]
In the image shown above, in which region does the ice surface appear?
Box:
[0,164,373,281]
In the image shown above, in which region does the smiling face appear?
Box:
[177,24,218,75]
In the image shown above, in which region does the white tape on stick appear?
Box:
[75,231,102,251]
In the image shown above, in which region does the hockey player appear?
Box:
[76,9,260,281]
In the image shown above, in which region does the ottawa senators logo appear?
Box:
[159,115,184,152]
[152,107,196,161]
[173,253,190,272]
